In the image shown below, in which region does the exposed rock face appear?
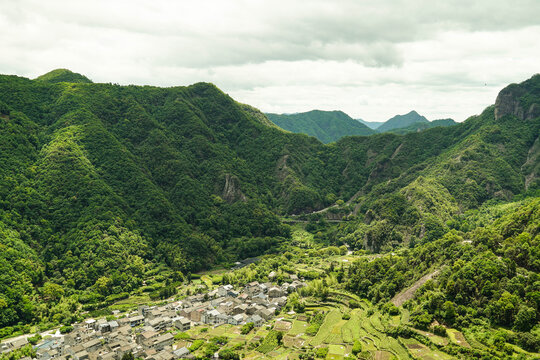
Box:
[276,154,290,181]
[494,83,540,121]
[222,174,247,202]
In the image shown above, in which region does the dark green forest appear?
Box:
[0,69,539,342]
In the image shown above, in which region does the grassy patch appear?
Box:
[399,337,452,360]
[200,275,213,288]
[328,344,346,359]
[447,328,471,348]
[412,328,448,346]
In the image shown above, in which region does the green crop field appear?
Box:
[327,344,347,359]
[288,320,309,335]
[310,309,343,346]
[341,309,363,343]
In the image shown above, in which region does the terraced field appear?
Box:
[447,329,471,348]
[400,337,455,360]
[310,309,343,345]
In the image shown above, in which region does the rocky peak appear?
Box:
[494,75,540,121]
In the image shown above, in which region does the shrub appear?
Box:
[382,302,400,316]
[60,325,73,334]
[316,347,329,358]
[174,332,190,340]
[27,334,42,345]
[433,325,447,337]
[352,340,362,355]
[241,322,254,335]
[218,348,240,360]
[189,339,205,351]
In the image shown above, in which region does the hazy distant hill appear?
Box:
[377,110,429,132]
[357,119,384,129]
[266,110,376,143]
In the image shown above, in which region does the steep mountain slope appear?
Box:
[377,110,429,132]
[0,70,538,332]
[335,74,540,252]
[266,110,376,143]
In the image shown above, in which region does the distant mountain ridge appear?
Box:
[266,110,375,143]
[267,109,456,141]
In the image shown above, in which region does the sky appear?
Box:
[1,0,539,122]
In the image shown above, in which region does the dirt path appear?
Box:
[391,270,439,307]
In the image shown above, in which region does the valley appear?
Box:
[0,70,539,359]
[4,223,539,360]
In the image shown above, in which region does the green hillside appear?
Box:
[386,118,457,134]
[0,70,538,341]
[266,110,376,143]
[35,69,93,84]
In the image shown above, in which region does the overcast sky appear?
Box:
[1,0,539,122]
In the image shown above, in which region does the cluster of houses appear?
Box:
[1,278,307,360]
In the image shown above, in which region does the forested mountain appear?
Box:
[376,110,429,132]
[266,110,376,143]
[0,69,538,338]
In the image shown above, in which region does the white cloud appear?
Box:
[0,0,539,122]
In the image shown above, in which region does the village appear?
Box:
[0,277,308,360]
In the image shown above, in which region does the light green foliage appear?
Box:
[352,340,362,354]
[189,339,205,351]
[240,322,254,335]
[315,346,328,358]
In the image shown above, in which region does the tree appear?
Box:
[276,331,284,345]
[514,305,537,331]
[121,352,134,360]
[41,282,64,303]
[218,349,239,360]
[241,322,254,334]
[442,301,456,324]
[94,276,113,296]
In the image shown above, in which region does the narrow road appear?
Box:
[391,270,440,307]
